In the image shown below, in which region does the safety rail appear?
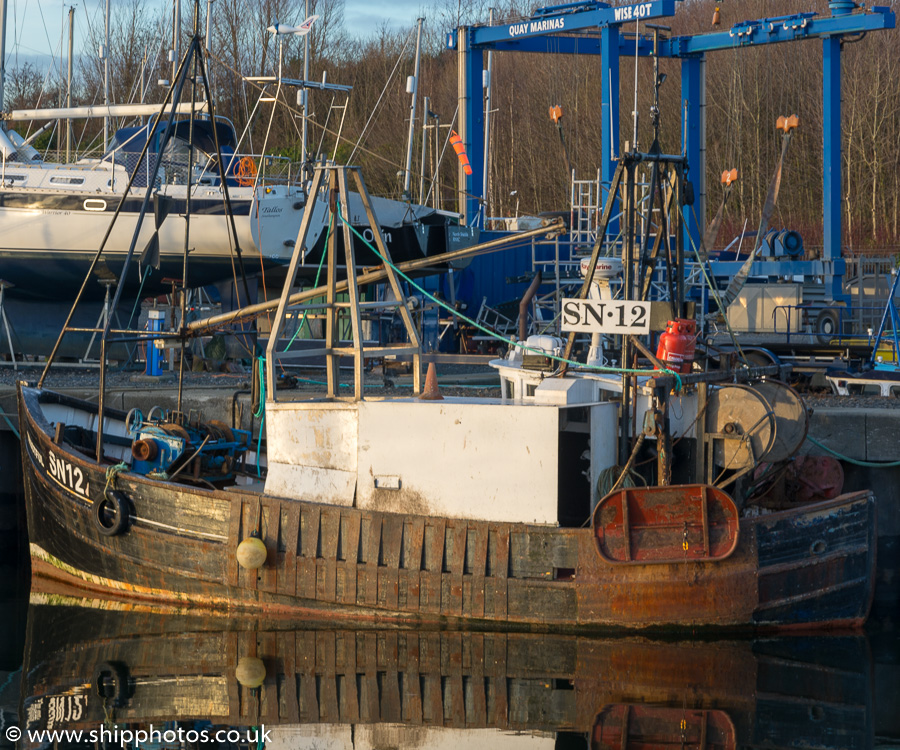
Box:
[771,304,892,345]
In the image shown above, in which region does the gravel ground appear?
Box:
[0,362,503,400]
[802,392,900,410]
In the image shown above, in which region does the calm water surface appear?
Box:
[1,565,898,750]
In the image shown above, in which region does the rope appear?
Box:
[104,461,129,491]
[285,211,333,351]
[334,206,684,391]
[806,435,900,468]
[596,463,645,498]
[254,357,266,418]
[253,357,266,478]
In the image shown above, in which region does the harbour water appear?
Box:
[2,467,899,749]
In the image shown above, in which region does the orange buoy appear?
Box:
[449,130,473,176]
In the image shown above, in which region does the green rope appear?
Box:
[285,211,333,351]
[104,461,129,491]
[253,356,266,478]
[127,266,152,330]
[334,206,684,391]
[806,435,900,468]
[254,357,266,418]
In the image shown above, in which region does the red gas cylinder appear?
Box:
[655,318,697,374]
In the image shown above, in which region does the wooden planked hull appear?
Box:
[20,598,875,750]
[19,386,877,632]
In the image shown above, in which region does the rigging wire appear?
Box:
[207,50,409,189]
[347,25,416,163]
[333,203,684,390]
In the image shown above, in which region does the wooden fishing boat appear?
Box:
[17,156,878,633]
[19,595,875,750]
[18,380,876,631]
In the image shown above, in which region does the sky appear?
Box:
[3,0,430,68]
[343,0,428,36]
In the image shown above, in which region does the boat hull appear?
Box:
[0,186,325,300]
[19,386,877,632]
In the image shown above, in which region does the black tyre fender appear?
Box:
[816,309,840,344]
[93,490,132,537]
[94,660,132,707]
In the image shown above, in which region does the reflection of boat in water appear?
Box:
[20,594,874,749]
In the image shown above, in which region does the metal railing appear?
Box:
[771,304,893,345]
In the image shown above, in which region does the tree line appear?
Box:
[5,0,899,252]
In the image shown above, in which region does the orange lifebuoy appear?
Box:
[449,130,473,176]
[235,156,258,186]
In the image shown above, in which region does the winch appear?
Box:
[125,407,251,483]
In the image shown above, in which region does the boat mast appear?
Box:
[103,0,110,149]
[205,0,213,48]
[0,0,6,113]
[177,0,202,415]
[0,0,9,167]
[301,0,309,165]
[482,8,494,224]
[418,95,428,203]
[172,0,181,83]
[204,0,213,99]
[66,6,74,163]
[402,17,423,200]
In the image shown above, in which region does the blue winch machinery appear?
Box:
[125,407,251,483]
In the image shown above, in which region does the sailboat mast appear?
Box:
[103,0,110,149]
[67,6,74,163]
[402,17,423,200]
[301,0,309,163]
[0,0,7,113]
[172,0,181,83]
[482,7,494,223]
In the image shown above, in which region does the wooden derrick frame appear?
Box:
[265,165,423,401]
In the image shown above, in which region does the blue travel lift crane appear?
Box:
[447,1,895,304]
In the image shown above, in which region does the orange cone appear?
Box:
[418,362,443,401]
